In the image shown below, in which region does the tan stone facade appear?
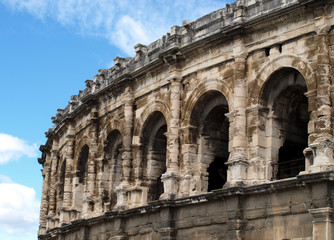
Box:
[38,0,334,239]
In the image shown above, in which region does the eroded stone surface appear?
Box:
[38,0,334,239]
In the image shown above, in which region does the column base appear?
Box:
[128,185,148,208]
[302,138,334,174]
[225,155,248,188]
[59,208,80,225]
[160,171,180,200]
[114,183,130,210]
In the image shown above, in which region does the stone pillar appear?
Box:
[109,217,127,240]
[60,126,75,224]
[84,107,99,217]
[307,7,334,173]
[122,86,134,184]
[48,143,59,218]
[309,207,334,240]
[116,86,134,209]
[161,78,181,199]
[38,156,51,235]
[226,35,248,187]
[246,105,269,183]
[95,148,108,212]
[45,141,60,230]
[179,125,198,197]
[132,144,143,186]
[158,207,177,240]
[63,127,75,208]
[128,144,149,208]
[158,228,177,240]
[84,158,96,215]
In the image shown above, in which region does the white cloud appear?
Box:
[1,0,47,18]
[0,176,40,237]
[0,133,38,165]
[0,0,230,56]
[111,15,151,55]
[0,174,14,183]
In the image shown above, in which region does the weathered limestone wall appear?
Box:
[38,0,334,239]
[39,173,334,240]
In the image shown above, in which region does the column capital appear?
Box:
[166,72,182,83]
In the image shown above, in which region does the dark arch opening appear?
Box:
[276,86,308,179]
[191,91,229,192]
[77,145,89,184]
[262,68,308,179]
[59,160,66,201]
[208,157,227,192]
[142,111,167,201]
[56,159,66,215]
[104,130,123,208]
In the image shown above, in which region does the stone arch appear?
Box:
[182,78,232,125]
[248,55,316,106]
[72,138,90,211]
[133,100,170,138]
[74,137,90,167]
[101,129,123,210]
[182,87,230,194]
[140,111,168,202]
[76,144,89,184]
[259,67,309,180]
[103,119,124,141]
[52,155,65,217]
[57,158,66,214]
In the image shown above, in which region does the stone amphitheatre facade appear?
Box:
[38,0,334,239]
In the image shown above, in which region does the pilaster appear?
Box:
[309,207,334,240]
[59,126,75,225]
[83,106,99,217]
[246,104,269,183]
[48,141,59,220]
[179,125,197,196]
[122,85,134,184]
[225,34,249,187]
[305,6,334,173]
[115,85,134,209]
[38,157,51,235]
[161,77,182,199]
[62,126,75,209]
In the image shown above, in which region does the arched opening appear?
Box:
[73,145,89,211]
[142,111,167,202]
[77,145,89,183]
[261,68,309,180]
[190,91,229,192]
[103,130,122,209]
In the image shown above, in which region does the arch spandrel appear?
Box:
[103,119,125,144]
[248,55,316,106]
[133,100,170,140]
[182,78,232,126]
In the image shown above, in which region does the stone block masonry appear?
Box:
[38,0,334,239]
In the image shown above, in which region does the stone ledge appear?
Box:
[39,171,334,239]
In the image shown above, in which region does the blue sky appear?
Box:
[0,0,233,239]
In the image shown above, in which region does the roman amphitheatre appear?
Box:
[38,0,334,239]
